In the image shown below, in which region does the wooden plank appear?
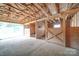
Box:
[45,19,48,40]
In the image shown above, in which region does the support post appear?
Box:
[66,17,71,47]
[35,19,38,39]
[61,16,71,47]
[45,19,48,40]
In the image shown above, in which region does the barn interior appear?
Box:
[0,3,79,56]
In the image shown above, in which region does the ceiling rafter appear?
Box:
[21,3,40,18]
[55,3,60,13]
[60,7,79,18]
[4,3,36,19]
[0,3,33,23]
[15,3,24,10]
[34,3,50,18]
[20,4,42,22]
[0,3,79,24]
[5,7,25,16]
[21,3,41,19]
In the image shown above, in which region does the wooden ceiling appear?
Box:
[0,3,79,24]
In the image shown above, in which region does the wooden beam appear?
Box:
[45,19,48,40]
[48,28,63,42]
[24,7,79,25]
[61,16,67,47]
[24,17,46,25]
[65,17,71,47]
[60,7,79,18]
[55,3,60,13]
[34,4,49,17]
[13,3,42,22]
[0,20,23,24]
[4,4,26,14]
[21,3,42,19]
[4,4,35,19]
[35,19,38,39]
[61,15,71,47]
[15,3,25,10]
[4,6,25,16]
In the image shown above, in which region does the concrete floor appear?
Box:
[0,36,78,56]
[71,35,79,50]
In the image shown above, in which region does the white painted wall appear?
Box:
[71,12,79,27]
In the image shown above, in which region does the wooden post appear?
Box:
[45,19,48,40]
[66,18,71,47]
[61,16,71,47]
[35,19,38,39]
[61,16,67,47]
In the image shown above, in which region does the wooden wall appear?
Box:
[71,27,79,39]
[29,23,35,37]
[70,27,79,49]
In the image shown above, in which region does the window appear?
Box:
[53,20,61,28]
[0,22,24,39]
